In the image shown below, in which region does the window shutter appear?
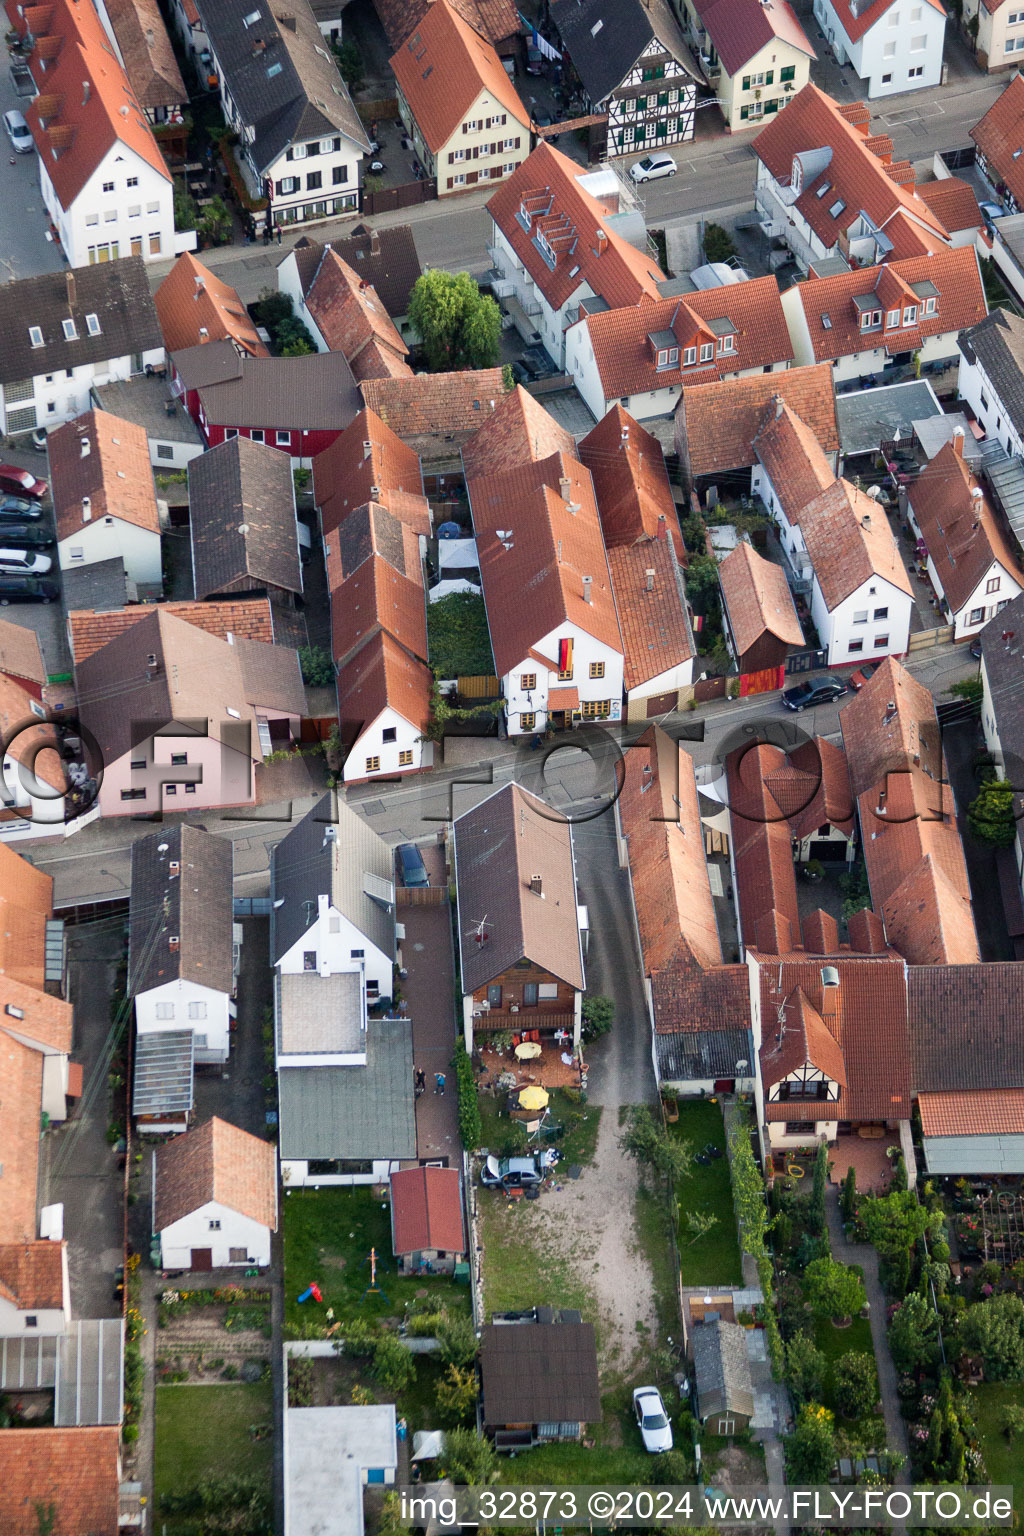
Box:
[447,177,453,189]
[514,136,520,148]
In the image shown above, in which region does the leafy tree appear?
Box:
[435,1308,478,1369]
[702,223,736,264]
[804,1257,867,1323]
[1001,1404,1024,1441]
[299,646,335,687]
[408,270,501,371]
[841,1166,857,1223]
[785,1404,836,1483]
[371,1333,416,1392]
[833,1351,879,1418]
[958,1292,1024,1379]
[441,1426,498,1485]
[810,1141,828,1235]
[785,1334,827,1408]
[198,195,232,247]
[436,1363,478,1423]
[861,1190,939,1297]
[453,1042,482,1151]
[967,778,1017,848]
[684,552,721,615]
[333,38,364,89]
[948,676,984,704]
[888,1292,940,1376]
[620,1106,691,1183]
[581,994,613,1043]
[685,1210,719,1245]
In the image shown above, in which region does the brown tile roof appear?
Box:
[802,908,839,953]
[0,1032,43,1244]
[49,409,159,543]
[753,84,948,261]
[16,0,169,211]
[717,541,804,657]
[194,349,361,433]
[68,596,277,664]
[314,406,427,537]
[908,961,1024,1091]
[916,176,982,235]
[0,1240,66,1310]
[462,386,574,481]
[390,1166,465,1255]
[578,405,683,559]
[651,962,750,1037]
[0,673,65,793]
[454,782,585,994]
[786,735,855,841]
[582,277,793,403]
[154,1115,277,1231]
[848,905,888,953]
[759,985,848,1089]
[971,73,1024,211]
[791,247,987,365]
[129,825,234,995]
[0,1426,121,1536]
[374,0,520,50]
[391,0,529,153]
[327,499,423,587]
[305,249,411,378]
[907,439,1020,614]
[487,142,666,315]
[754,950,911,1122]
[727,743,801,955]
[101,0,186,109]
[360,370,506,459]
[839,654,942,796]
[696,0,815,74]
[1,975,73,1055]
[606,536,694,691]
[470,451,621,676]
[283,224,423,318]
[618,723,722,975]
[879,849,979,967]
[677,363,839,479]
[481,1320,601,1426]
[330,553,428,667]
[0,842,53,992]
[336,629,433,734]
[0,616,46,686]
[918,1089,1024,1138]
[155,253,268,357]
[752,398,836,524]
[188,435,303,600]
[798,479,913,610]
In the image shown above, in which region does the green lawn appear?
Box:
[970,1381,1024,1515]
[154,1383,272,1528]
[633,1183,681,1338]
[500,1439,671,1485]
[283,1186,470,1330]
[669,1102,743,1286]
[477,1186,598,1321]
[478,1089,602,1168]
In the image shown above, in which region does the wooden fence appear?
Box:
[907,626,954,652]
[397,885,448,907]
[357,98,400,122]
[457,675,499,699]
[363,179,437,215]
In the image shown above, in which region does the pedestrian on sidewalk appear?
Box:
[275,224,282,244]
[435,1072,446,1095]
[415,1068,426,1096]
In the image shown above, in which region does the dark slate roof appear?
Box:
[194,0,370,173]
[655,1027,754,1085]
[980,591,1024,762]
[958,308,1024,443]
[0,258,162,386]
[549,0,699,102]
[480,1320,602,1425]
[196,350,361,431]
[908,963,1024,1093]
[277,1016,416,1159]
[128,825,235,995]
[270,792,395,963]
[189,435,303,600]
[692,1321,755,1420]
[133,1029,195,1116]
[60,557,130,613]
[93,375,206,448]
[284,225,423,317]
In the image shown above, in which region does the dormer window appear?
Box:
[29,326,44,347]
[903,305,917,326]
[886,308,900,328]
[516,199,532,232]
[924,295,937,315]
[859,308,882,330]
[699,341,714,362]
[791,157,802,192]
[717,333,735,355]
[683,345,697,366]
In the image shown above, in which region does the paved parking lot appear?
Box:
[0,66,66,283]
[0,442,70,677]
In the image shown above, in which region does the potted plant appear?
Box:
[662,1090,679,1124]
[737,1309,755,1328]
[803,858,825,883]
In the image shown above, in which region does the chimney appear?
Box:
[369,228,380,255]
[645,567,655,591]
[657,514,667,540]
[775,395,784,419]
[558,475,571,499]
[81,495,91,521]
[82,78,90,104]
[952,426,965,459]
[362,440,372,459]
[66,271,76,311]
[820,965,840,1017]
[198,325,209,340]
[146,651,160,674]
[861,511,871,528]
[194,275,205,297]
[79,435,90,459]
[530,874,543,896]
[582,575,593,603]
[620,423,629,444]
[594,228,607,256]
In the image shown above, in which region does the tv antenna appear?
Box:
[465,914,490,945]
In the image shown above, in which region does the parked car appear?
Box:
[629,152,676,184]
[0,575,59,604]
[0,523,53,547]
[633,1386,673,1452]
[397,842,429,888]
[525,45,544,73]
[480,1155,542,1189]
[980,200,1006,233]
[31,427,49,453]
[3,108,33,153]
[0,498,43,520]
[0,548,53,575]
[970,636,984,660]
[0,465,48,501]
[847,660,881,692]
[509,359,531,386]
[782,676,848,711]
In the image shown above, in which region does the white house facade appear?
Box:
[41,144,180,271]
[503,622,624,737]
[135,978,232,1065]
[811,571,912,666]
[0,1248,70,1336]
[157,1197,271,1268]
[343,707,433,785]
[957,338,1024,459]
[276,890,393,1006]
[811,0,946,98]
[57,517,162,586]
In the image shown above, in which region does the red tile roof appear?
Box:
[840,654,942,796]
[752,398,835,524]
[462,385,575,480]
[360,369,506,458]
[391,0,529,152]
[916,176,982,235]
[0,673,66,793]
[727,743,801,954]
[760,985,848,1089]
[336,629,434,734]
[375,0,519,48]
[786,736,855,841]
[0,1032,43,1244]
[791,247,986,364]
[651,962,751,1039]
[314,406,426,537]
[827,0,943,44]
[49,408,159,543]
[578,406,683,559]
[330,553,428,667]
[717,540,804,657]
[67,596,278,664]
[971,73,1024,211]
[154,1116,277,1231]
[918,1088,1024,1137]
[607,536,694,691]
[798,478,913,610]
[0,1426,121,1536]
[487,142,666,314]
[305,249,411,379]
[155,253,268,357]
[469,450,621,676]
[1,975,73,1055]
[0,615,47,686]
[0,842,53,992]
[390,1166,465,1255]
[581,276,793,403]
[13,0,170,211]
[676,363,839,478]
[0,1241,66,1310]
[754,84,949,260]
[907,438,1020,614]
[697,0,815,75]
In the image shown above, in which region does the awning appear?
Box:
[547,687,579,711]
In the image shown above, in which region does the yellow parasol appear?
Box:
[517,1085,549,1111]
[514,1041,542,1060]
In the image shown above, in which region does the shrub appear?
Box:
[435,1308,478,1369]
[288,1357,315,1407]
[441,1425,498,1485]
[833,1351,879,1418]
[371,1333,416,1393]
[785,1334,827,1408]
[703,222,737,264]
[804,1257,867,1322]
[785,1404,836,1483]
[581,994,613,1042]
[299,645,335,687]
[453,1042,482,1151]
[436,1363,478,1423]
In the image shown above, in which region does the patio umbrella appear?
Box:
[518,1086,549,1111]
[514,1041,542,1060]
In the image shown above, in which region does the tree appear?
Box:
[861,1190,938,1294]
[685,1210,719,1245]
[888,1292,939,1376]
[684,552,721,615]
[581,994,613,1042]
[441,1426,498,1485]
[436,1363,478,1423]
[173,183,198,233]
[198,195,232,247]
[435,1308,479,1369]
[333,38,364,90]
[833,1351,879,1418]
[785,1404,836,1483]
[1001,1404,1024,1441]
[371,1333,416,1392]
[958,1292,1024,1379]
[804,1257,867,1324]
[407,270,501,371]
[967,778,1017,849]
[948,676,984,704]
[810,1141,829,1235]
[785,1334,827,1408]
[702,222,736,264]
[620,1106,690,1183]
[299,646,335,687]
[890,1151,908,1192]
[841,1166,857,1224]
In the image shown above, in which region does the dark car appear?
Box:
[970,636,983,660]
[782,676,848,711]
[0,574,59,604]
[847,660,880,692]
[509,359,531,386]
[0,464,48,501]
[397,842,429,888]
[522,346,555,379]
[0,497,43,520]
[0,524,53,547]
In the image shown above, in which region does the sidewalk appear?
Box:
[401,842,461,1163]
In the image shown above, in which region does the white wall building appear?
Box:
[811,0,946,98]
[154,1117,277,1269]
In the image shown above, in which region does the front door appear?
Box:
[190,1248,213,1271]
[487,984,502,1008]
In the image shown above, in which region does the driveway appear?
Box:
[0,69,66,283]
[194,915,273,1137]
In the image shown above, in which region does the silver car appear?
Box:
[4,109,33,154]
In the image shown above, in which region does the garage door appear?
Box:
[190,1248,213,1271]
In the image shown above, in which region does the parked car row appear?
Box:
[0,465,57,600]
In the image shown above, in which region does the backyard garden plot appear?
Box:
[156,1284,272,1385]
[154,1382,273,1536]
[668,1101,743,1287]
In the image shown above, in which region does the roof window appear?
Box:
[243,8,260,23]
[62,318,78,341]
[822,313,832,330]
[267,61,282,75]
[29,326,44,347]
[814,181,831,198]
[85,313,101,335]
[828,198,846,217]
